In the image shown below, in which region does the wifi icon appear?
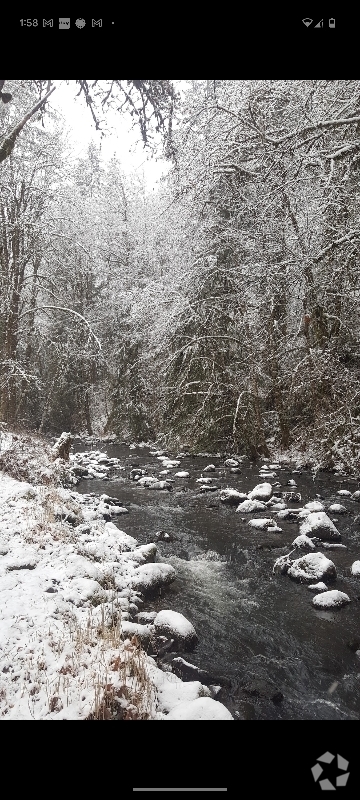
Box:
[302,18,313,26]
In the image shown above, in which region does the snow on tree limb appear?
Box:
[20,306,102,351]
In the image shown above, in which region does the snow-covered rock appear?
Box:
[165,697,234,720]
[174,471,189,478]
[196,477,213,484]
[220,488,248,505]
[308,582,328,592]
[121,621,153,645]
[154,609,197,650]
[337,490,351,497]
[351,561,360,576]
[126,543,157,565]
[288,552,336,583]
[147,480,172,490]
[312,590,350,609]
[203,464,216,472]
[292,534,316,549]
[299,512,341,541]
[136,476,159,487]
[303,501,325,512]
[328,504,347,514]
[236,499,266,513]
[273,554,293,574]
[248,482,272,502]
[130,563,176,594]
[224,459,239,468]
[136,611,157,624]
[248,518,275,530]
[351,490,360,501]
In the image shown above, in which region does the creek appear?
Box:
[73,442,360,720]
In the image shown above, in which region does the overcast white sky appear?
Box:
[49,80,171,192]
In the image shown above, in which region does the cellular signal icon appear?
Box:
[302,18,313,27]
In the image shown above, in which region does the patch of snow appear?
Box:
[165,697,234,720]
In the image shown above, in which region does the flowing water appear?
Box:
[73,442,360,720]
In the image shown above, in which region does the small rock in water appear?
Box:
[308,582,328,592]
[321,542,347,550]
[175,471,190,478]
[236,499,267,513]
[337,489,351,497]
[154,609,198,651]
[351,561,360,576]
[328,503,347,514]
[196,477,213,484]
[154,530,174,542]
[203,464,216,472]
[287,479,297,487]
[351,490,360,501]
[224,458,239,468]
[312,590,350,609]
[220,488,248,504]
[282,492,302,503]
[248,518,274,530]
[292,534,316,550]
[303,501,324,512]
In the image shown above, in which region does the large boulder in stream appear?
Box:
[299,511,341,541]
[130,562,176,594]
[248,482,273,502]
[288,552,336,583]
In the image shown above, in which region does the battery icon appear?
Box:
[329,18,335,27]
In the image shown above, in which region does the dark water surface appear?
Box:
[74,442,360,720]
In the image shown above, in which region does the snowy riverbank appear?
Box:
[0,430,233,720]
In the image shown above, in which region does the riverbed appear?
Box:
[73,442,360,720]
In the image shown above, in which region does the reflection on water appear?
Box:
[74,442,360,720]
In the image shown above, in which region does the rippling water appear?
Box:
[74,442,360,720]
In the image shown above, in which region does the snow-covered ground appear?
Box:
[0,433,233,720]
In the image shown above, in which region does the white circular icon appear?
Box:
[75,18,86,28]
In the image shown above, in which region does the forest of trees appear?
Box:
[1,80,360,473]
